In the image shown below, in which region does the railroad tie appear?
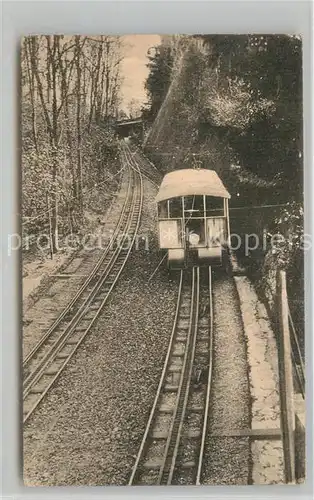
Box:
[176,336,188,342]
[75,326,90,332]
[159,404,174,414]
[29,386,45,394]
[168,365,182,373]
[151,430,170,439]
[197,349,209,356]
[187,406,204,413]
[187,430,201,438]
[44,367,59,376]
[179,461,196,469]
[173,348,185,357]
[151,429,201,440]
[143,459,196,470]
[66,338,81,345]
[143,459,163,470]
[56,353,69,359]
[180,314,191,320]
[164,384,179,392]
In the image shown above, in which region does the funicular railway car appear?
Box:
[156,169,231,269]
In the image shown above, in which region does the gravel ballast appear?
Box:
[23,178,179,485]
[22,171,128,358]
[23,161,271,486]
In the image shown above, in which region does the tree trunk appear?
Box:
[58,39,77,200]
[50,36,60,252]
[105,41,110,120]
[29,36,54,142]
[75,36,83,216]
[24,38,38,152]
[46,35,52,103]
[88,38,103,130]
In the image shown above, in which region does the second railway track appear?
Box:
[129,266,214,485]
[128,145,162,187]
[23,143,143,424]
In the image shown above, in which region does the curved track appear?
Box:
[23,143,143,424]
[127,144,162,187]
[129,266,214,485]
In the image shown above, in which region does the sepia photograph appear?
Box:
[20,34,305,486]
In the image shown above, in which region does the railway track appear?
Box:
[23,143,143,424]
[137,163,161,187]
[129,266,214,485]
[127,145,162,187]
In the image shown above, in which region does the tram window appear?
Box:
[183,196,204,218]
[168,198,182,218]
[205,196,224,216]
[158,201,168,218]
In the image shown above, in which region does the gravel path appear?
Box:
[234,275,285,484]
[202,272,250,485]
[23,178,179,485]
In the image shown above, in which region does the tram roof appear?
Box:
[156,168,231,202]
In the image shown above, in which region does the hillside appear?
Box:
[142,34,304,343]
[143,35,302,204]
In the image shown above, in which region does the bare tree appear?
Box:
[21,35,125,253]
[22,38,38,151]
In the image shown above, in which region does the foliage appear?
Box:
[205,35,303,191]
[142,43,175,122]
[144,34,303,200]
[258,201,304,349]
[269,201,304,268]
[144,34,304,340]
[22,145,55,218]
[21,35,124,249]
[202,77,276,131]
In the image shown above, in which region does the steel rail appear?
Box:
[196,266,213,484]
[23,164,132,369]
[139,170,159,188]
[170,266,213,485]
[129,148,161,187]
[128,269,184,485]
[128,268,199,485]
[157,267,197,483]
[23,147,143,423]
[165,266,200,485]
[23,174,134,386]
[129,266,214,485]
[23,178,136,395]
[23,165,141,421]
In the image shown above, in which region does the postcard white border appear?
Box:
[1,1,313,498]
